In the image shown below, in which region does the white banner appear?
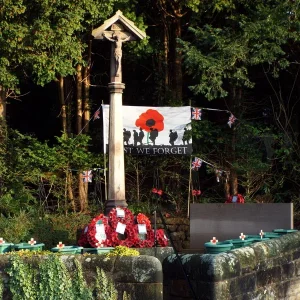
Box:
[102,105,192,155]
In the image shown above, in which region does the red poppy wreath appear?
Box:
[136,213,152,229]
[225,194,245,204]
[77,225,91,247]
[110,224,138,247]
[134,213,155,248]
[87,214,112,248]
[156,229,169,247]
[134,226,155,248]
[109,207,135,228]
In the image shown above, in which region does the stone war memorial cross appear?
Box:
[92,11,146,214]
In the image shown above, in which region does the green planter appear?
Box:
[204,241,233,254]
[245,236,270,243]
[226,239,253,249]
[51,246,83,254]
[14,243,45,251]
[273,229,298,235]
[82,247,114,254]
[263,232,281,239]
[0,243,14,253]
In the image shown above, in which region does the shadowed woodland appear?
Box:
[1,0,300,227]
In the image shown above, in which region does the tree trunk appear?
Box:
[0,86,6,121]
[227,87,241,196]
[163,19,170,89]
[172,16,183,104]
[58,76,75,211]
[76,64,83,134]
[67,170,76,212]
[58,75,67,134]
[83,38,92,133]
[78,174,88,212]
[64,76,73,136]
[76,64,88,212]
[82,66,90,133]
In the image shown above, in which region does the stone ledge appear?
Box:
[0,254,163,300]
[163,232,300,282]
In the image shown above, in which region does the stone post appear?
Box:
[105,82,127,214]
[92,11,146,214]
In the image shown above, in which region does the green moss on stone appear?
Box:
[231,247,257,273]
[212,253,240,281]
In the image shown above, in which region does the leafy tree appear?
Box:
[180,0,300,196]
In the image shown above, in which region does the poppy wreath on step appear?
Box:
[134,225,155,248]
[110,224,138,247]
[77,225,91,247]
[156,229,169,247]
[134,213,155,248]
[87,214,112,247]
[136,213,152,230]
[109,207,135,228]
[225,194,245,204]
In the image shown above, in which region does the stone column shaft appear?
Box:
[108,83,126,202]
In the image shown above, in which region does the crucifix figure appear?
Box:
[103,30,130,77]
[92,10,146,215]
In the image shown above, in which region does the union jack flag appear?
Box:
[191,157,202,170]
[93,109,100,121]
[227,113,237,128]
[81,170,92,183]
[191,107,202,120]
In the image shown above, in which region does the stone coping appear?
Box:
[0,254,163,284]
[163,231,300,282]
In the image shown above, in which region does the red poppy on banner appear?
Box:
[102,105,192,155]
[135,109,164,132]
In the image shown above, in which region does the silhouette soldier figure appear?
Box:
[123,128,131,145]
[169,130,178,146]
[133,130,139,146]
[138,128,144,145]
[182,127,191,145]
[149,128,158,145]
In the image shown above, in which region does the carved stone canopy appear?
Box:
[92,10,146,41]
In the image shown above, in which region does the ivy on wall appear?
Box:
[3,254,128,300]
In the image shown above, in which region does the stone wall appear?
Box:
[163,232,300,299]
[0,254,163,300]
[151,217,190,251]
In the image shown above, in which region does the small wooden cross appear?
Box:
[259,230,264,239]
[210,237,218,244]
[57,242,65,249]
[239,233,246,240]
[0,238,5,245]
[28,238,36,246]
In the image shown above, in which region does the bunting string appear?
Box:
[191,156,229,183]
[68,167,105,172]
[74,106,101,139]
[191,107,238,127]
